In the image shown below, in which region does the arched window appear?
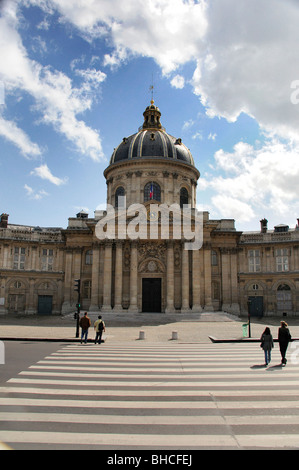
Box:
[115,186,125,208]
[144,182,161,202]
[180,187,189,208]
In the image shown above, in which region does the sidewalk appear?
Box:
[1,311,299,343]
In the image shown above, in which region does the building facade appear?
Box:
[1,102,299,318]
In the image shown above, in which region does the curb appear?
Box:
[209,336,299,343]
[0,337,104,343]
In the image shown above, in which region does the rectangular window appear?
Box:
[41,249,54,272]
[276,248,289,272]
[13,247,26,270]
[211,250,218,266]
[248,249,261,272]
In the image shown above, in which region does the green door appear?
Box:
[249,296,263,317]
[38,295,53,315]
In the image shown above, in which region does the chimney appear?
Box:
[260,218,268,234]
[296,218,299,230]
[0,213,9,228]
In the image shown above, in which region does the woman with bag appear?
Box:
[260,327,274,366]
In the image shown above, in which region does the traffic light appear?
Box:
[74,279,81,293]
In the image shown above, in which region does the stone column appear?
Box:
[90,243,100,312]
[230,249,240,314]
[114,241,124,311]
[192,248,202,312]
[62,249,73,314]
[203,247,213,311]
[102,241,112,311]
[221,248,231,312]
[26,278,36,315]
[165,240,175,313]
[181,242,190,312]
[129,241,138,312]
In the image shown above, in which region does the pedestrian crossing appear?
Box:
[0,342,299,450]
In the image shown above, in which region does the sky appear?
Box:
[1,0,299,233]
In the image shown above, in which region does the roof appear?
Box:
[109,101,195,166]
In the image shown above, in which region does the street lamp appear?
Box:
[74,279,81,338]
[247,299,252,338]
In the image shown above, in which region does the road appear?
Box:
[0,340,299,451]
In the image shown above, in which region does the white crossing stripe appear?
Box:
[1,342,299,450]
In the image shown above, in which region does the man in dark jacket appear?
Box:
[278,321,292,365]
[79,312,91,344]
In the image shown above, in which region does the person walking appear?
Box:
[79,312,91,344]
[94,315,106,345]
[260,327,274,365]
[278,321,292,365]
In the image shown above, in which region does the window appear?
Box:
[13,247,26,270]
[276,248,289,272]
[144,182,161,202]
[41,249,54,271]
[277,284,292,311]
[180,188,189,208]
[211,250,218,266]
[115,186,125,208]
[248,249,261,272]
[83,280,92,299]
[85,250,93,265]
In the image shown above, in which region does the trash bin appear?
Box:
[242,323,248,338]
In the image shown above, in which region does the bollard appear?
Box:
[242,323,248,338]
[139,331,145,340]
[172,331,178,340]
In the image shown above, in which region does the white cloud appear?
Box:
[0,115,42,157]
[23,0,299,144]
[201,138,299,226]
[31,163,68,186]
[24,184,49,200]
[35,0,208,74]
[208,132,217,141]
[171,75,185,89]
[191,0,299,141]
[0,1,105,161]
[182,119,194,130]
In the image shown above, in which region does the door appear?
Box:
[142,278,162,313]
[248,296,263,317]
[8,294,25,314]
[277,285,292,313]
[38,295,53,315]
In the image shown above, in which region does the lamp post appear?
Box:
[74,279,81,338]
[247,298,252,338]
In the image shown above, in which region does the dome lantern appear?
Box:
[142,100,162,130]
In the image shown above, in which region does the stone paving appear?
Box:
[1,311,299,344]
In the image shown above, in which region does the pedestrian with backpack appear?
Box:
[94,315,106,344]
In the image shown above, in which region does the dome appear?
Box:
[109,101,195,166]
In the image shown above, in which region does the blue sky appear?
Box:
[1,0,299,232]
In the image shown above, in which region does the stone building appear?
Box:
[0,102,298,317]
